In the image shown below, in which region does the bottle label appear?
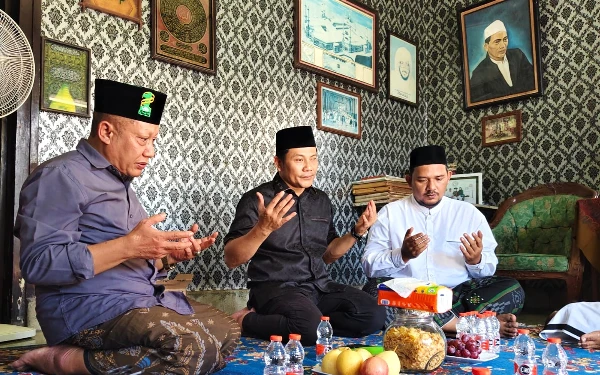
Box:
[316,344,330,356]
[514,362,537,375]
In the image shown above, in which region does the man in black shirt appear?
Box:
[224,126,385,345]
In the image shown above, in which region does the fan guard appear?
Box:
[0,9,35,118]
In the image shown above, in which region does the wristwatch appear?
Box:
[350,227,368,242]
[161,255,173,271]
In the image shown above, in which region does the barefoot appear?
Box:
[580,331,600,350]
[498,313,519,338]
[231,307,255,326]
[10,345,90,374]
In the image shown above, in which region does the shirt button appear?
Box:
[129,214,133,218]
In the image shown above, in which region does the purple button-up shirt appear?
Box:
[14,139,193,345]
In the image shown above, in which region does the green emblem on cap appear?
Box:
[138,92,155,117]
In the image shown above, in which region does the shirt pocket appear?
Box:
[304,215,330,248]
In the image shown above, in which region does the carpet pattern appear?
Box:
[1,327,599,375]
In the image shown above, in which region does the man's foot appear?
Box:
[580,330,600,350]
[498,313,518,338]
[231,307,255,326]
[10,345,90,374]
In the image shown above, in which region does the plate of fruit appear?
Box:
[445,337,499,363]
[313,346,400,375]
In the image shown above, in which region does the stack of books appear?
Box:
[352,175,412,206]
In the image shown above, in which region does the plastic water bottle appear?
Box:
[456,312,471,341]
[264,335,286,375]
[486,312,501,354]
[474,313,489,353]
[513,329,537,375]
[542,337,567,375]
[316,316,333,363]
[284,333,304,374]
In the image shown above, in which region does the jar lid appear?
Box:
[289,333,301,341]
[547,337,562,344]
[472,367,491,375]
[270,335,282,341]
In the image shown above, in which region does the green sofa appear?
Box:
[490,182,598,303]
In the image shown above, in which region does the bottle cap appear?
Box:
[289,333,301,341]
[270,335,282,342]
[516,329,530,335]
[321,316,330,321]
[547,337,562,344]
[472,367,491,375]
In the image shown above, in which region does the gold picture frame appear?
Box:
[79,0,143,29]
[151,0,217,75]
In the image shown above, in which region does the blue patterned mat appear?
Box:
[1,329,599,374]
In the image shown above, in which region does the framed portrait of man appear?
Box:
[387,31,418,106]
[457,0,543,110]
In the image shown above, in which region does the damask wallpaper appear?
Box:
[39,0,599,291]
[426,0,600,205]
[39,0,426,290]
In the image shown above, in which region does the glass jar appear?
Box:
[383,309,446,373]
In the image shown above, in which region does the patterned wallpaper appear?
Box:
[426,0,600,205]
[39,0,426,290]
[40,0,599,291]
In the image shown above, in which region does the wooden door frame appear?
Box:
[0,0,41,325]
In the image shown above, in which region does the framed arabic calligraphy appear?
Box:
[151,0,217,75]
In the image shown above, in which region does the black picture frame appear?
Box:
[457,0,543,110]
[40,37,91,118]
[294,0,378,93]
[387,31,418,106]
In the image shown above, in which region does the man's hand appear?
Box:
[255,191,297,235]
[401,227,429,262]
[168,223,219,263]
[460,230,483,265]
[125,213,195,260]
[354,200,377,235]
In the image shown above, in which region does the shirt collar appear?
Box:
[489,55,508,67]
[271,173,316,197]
[409,194,447,216]
[76,139,133,183]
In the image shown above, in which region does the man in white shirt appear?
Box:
[469,20,535,103]
[361,145,524,337]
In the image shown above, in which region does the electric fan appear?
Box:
[0,8,37,342]
[0,8,35,118]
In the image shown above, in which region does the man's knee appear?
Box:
[288,314,321,346]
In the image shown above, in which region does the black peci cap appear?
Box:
[276,126,317,154]
[94,79,167,125]
[409,145,447,170]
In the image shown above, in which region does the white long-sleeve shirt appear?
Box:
[362,195,498,288]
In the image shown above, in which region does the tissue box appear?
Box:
[377,283,452,313]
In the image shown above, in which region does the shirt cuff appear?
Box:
[465,252,487,271]
[390,247,406,268]
[67,243,95,280]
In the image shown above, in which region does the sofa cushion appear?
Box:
[492,195,579,257]
[496,253,569,272]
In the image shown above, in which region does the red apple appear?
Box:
[360,356,389,375]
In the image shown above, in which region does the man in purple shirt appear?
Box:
[11,79,240,375]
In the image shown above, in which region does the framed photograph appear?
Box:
[40,37,91,117]
[457,0,543,109]
[151,0,216,75]
[316,81,361,139]
[445,173,483,205]
[294,0,378,93]
[387,31,418,106]
[482,109,522,147]
[79,0,143,29]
